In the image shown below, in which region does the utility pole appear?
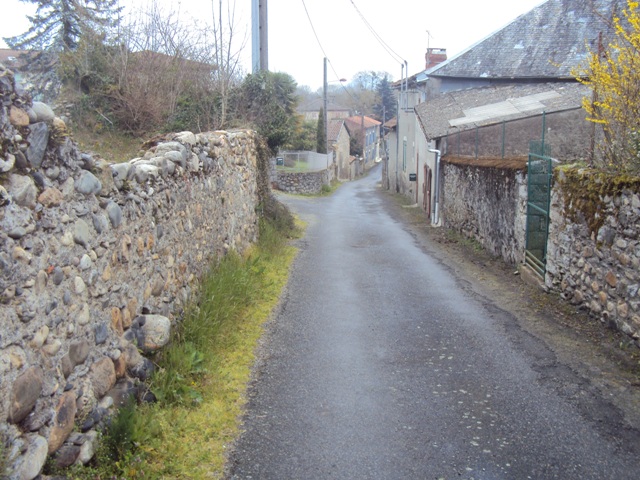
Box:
[252,0,268,72]
[361,113,365,166]
[324,57,329,156]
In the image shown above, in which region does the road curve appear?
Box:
[227,165,640,479]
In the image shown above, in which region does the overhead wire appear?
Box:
[300,0,330,60]
[300,0,357,101]
[301,0,407,85]
[348,0,406,66]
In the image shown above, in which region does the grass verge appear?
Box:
[64,211,301,479]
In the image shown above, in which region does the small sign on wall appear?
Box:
[276,157,284,166]
[409,173,417,181]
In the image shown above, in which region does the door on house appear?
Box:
[525,141,553,279]
[422,165,432,220]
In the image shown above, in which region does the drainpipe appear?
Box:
[429,148,441,225]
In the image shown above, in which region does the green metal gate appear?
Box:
[525,140,553,279]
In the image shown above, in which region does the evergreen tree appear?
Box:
[374,76,396,123]
[316,107,326,153]
[284,118,317,151]
[4,0,121,102]
[237,71,299,153]
[4,0,122,52]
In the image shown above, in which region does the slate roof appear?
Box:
[427,0,626,79]
[415,82,588,140]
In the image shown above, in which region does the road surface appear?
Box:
[227,164,640,479]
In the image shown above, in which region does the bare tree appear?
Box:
[92,0,246,133]
[207,0,247,128]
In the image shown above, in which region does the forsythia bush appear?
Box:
[575,0,640,174]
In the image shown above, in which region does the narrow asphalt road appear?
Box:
[227,165,640,479]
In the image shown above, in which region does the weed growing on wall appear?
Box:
[556,165,640,235]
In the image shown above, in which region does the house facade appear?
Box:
[329,118,352,180]
[344,115,381,168]
[298,98,352,122]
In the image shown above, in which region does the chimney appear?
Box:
[425,48,447,70]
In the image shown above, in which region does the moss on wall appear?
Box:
[555,165,640,235]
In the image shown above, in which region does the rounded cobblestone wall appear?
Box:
[0,64,263,478]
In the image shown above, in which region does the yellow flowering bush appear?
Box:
[575,0,640,173]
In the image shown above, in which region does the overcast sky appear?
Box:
[1,0,545,90]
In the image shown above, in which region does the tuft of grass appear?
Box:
[320,179,341,196]
[70,206,301,479]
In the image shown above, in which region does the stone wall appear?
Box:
[274,168,333,194]
[546,167,640,347]
[441,158,528,264]
[0,64,264,478]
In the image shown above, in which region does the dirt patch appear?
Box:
[378,187,640,433]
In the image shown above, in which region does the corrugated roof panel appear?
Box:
[450,90,562,127]
[417,82,588,139]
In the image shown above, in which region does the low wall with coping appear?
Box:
[274,169,333,194]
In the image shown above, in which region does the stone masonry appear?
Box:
[275,169,333,195]
[546,167,640,347]
[0,64,264,478]
[441,158,528,265]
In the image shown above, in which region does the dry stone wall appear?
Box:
[0,64,263,478]
[546,168,640,347]
[274,169,333,194]
[441,160,528,264]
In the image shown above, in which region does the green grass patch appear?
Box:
[276,163,311,172]
[320,180,339,195]
[67,212,302,479]
[71,125,144,164]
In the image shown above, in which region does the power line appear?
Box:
[300,0,355,101]
[348,0,406,66]
[327,58,357,102]
[300,0,330,59]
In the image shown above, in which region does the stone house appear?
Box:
[385,0,625,227]
[344,115,381,168]
[297,98,352,123]
[329,118,352,180]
